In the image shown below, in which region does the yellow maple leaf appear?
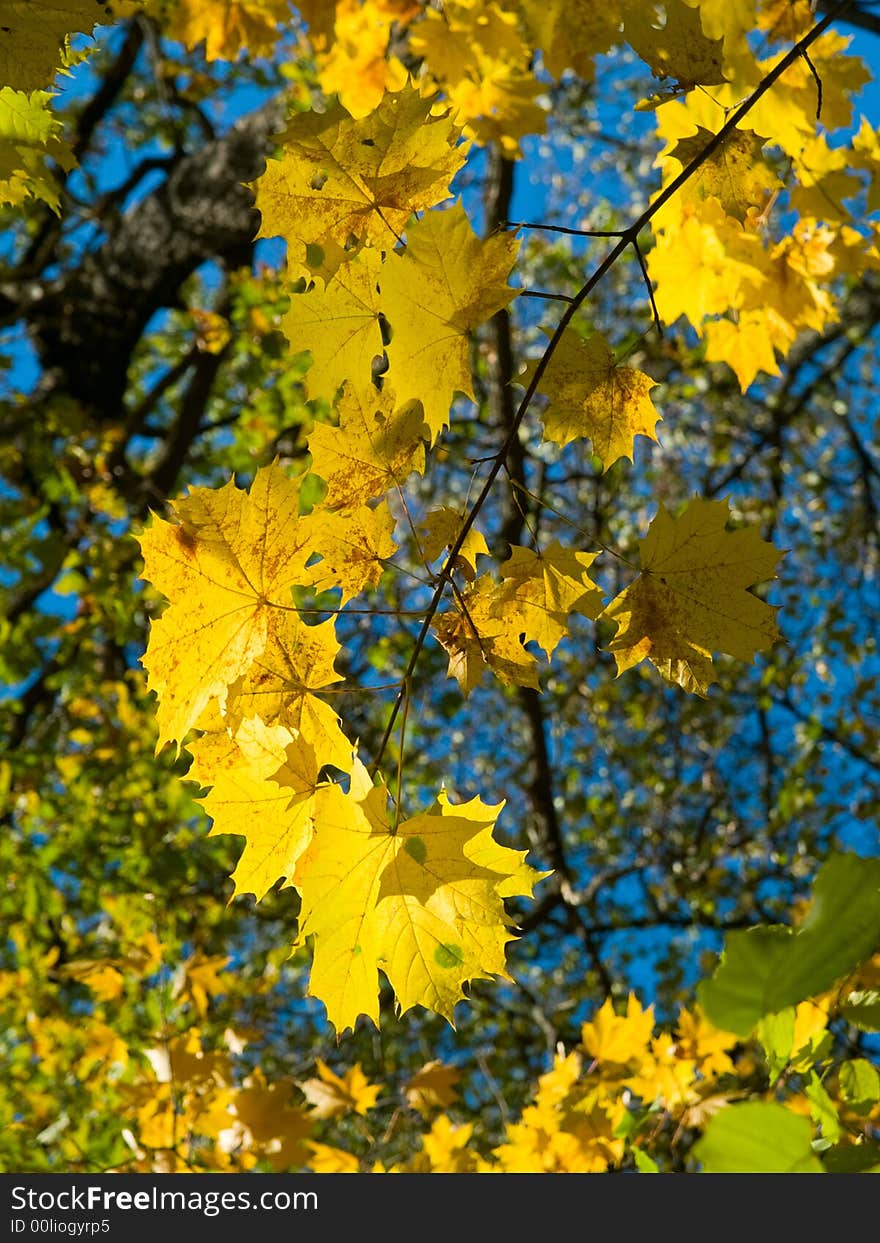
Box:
[300,500,397,602]
[0,0,140,90]
[295,0,335,44]
[680,0,755,45]
[495,1052,625,1172]
[232,1070,312,1171]
[60,960,125,1001]
[602,497,784,695]
[675,1004,738,1079]
[625,1033,699,1110]
[404,1059,461,1114]
[495,539,603,659]
[223,611,354,772]
[787,133,861,226]
[445,62,547,156]
[526,328,661,468]
[305,1142,360,1173]
[185,702,244,788]
[418,506,489,582]
[664,126,781,223]
[200,717,322,901]
[419,1115,476,1172]
[792,1000,829,1057]
[283,247,384,404]
[137,461,313,750]
[519,0,620,81]
[314,0,412,117]
[433,574,540,695]
[703,310,783,391]
[756,220,838,337]
[581,993,655,1068]
[623,0,725,89]
[851,117,880,214]
[648,199,766,329]
[176,953,231,1018]
[410,1,546,155]
[687,30,869,162]
[294,764,543,1032]
[255,84,466,275]
[0,87,74,213]
[167,0,291,61]
[307,384,427,509]
[300,1058,382,1118]
[381,201,520,437]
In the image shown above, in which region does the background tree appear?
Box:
[1,0,879,1173]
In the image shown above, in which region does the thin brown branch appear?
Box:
[372,3,850,769]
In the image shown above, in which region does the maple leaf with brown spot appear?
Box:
[294,763,544,1032]
[602,498,784,695]
[307,384,427,510]
[136,462,313,750]
[433,575,540,695]
[526,328,661,468]
[255,83,466,274]
[667,126,781,223]
[381,201,520,438]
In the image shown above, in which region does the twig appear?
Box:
[371,3,851,770]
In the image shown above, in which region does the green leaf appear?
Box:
[756,1007,794,1083]
[694,1102,824,1173]
[633,1147,659,1173]
[773,855,880,1009]
[699,853,880,1036]
[805,1072,841,1144]
[840,990,880,1033]
[838,1059,880,1115]
[698,926,791,1037]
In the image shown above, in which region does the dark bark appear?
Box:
[23,103,281,419]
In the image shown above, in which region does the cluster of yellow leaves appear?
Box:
[254,82,523,439]
[280,0,877,394]
[314,973,880,1173]
[137,459,545,1034]
[297,0,417,118]
[432,539,603,694]
[6,931,878,1172]
[431,498,782,698]
[648,2,878,390]
[0,921,376,1173]
[300,994,736,1174]
[0,1,158,208]
[489,996,737,1173]
[167,0,293,61]
[132,0,836,1035]
[292,1,735,156]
